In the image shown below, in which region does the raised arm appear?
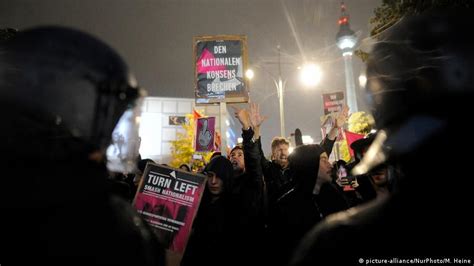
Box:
[321,105,349,156]
[248,102,271,168]
[231,105,264,181]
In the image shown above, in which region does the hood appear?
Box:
[202,155,233,192]
[289,144,325,196]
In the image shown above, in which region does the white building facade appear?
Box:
[138,97,238,164]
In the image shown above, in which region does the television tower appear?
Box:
[336,2,358,112]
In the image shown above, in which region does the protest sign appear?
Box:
[133,163,207,254]
[194,35,249,103]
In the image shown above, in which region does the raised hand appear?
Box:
[249,102,266,129]
[231,105,250,129]
[335,105,349,128]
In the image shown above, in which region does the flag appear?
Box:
[344,130,365,157]
[193,108,203,120]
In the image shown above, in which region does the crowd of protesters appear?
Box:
[2,8,474,266]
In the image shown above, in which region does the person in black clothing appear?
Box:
[128,158,156,198]
[181,156,236,266]
[107,155,151,202]
[231,104,269,265]
[261,105,348,210]
[291,10,474,265]
[228,142,264,224]
[270,144,351,265]
[0,26,164,265]
[330,135,381,205]
[331,159,367,207]
[350,133,395,201]
[263,137,294,203]
[232,102,349,265]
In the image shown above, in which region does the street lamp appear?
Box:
[275,45,287,138]
[274,46,323,138]
[250,46,321,138]
[245,69,254,80]
[336,2,358,113]
[300,63,322,87]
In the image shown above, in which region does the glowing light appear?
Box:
[300,63,322,87]
[359,74,367,88]
[245,69,254,80]
[337,36,356,50]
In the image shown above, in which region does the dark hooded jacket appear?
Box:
[290,11,474,265]
[181,156,238,266]
[235,128,265,228]
[267,144,349,265]
[261,136,336,209]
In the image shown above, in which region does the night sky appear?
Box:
[0,0,381,152]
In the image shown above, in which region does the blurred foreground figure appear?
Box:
[0,26,164,265]
[291,10,474,264]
